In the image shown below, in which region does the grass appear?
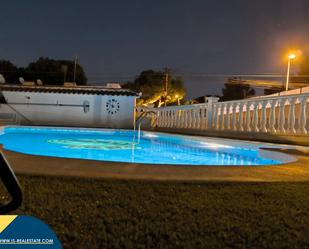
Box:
[3,175,309,249]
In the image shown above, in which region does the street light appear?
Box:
[175,94,180,106]
[285,53,296,91]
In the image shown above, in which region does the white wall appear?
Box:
[2,91,136,128]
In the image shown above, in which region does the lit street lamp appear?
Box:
[285,53,296,91]
[175,94,180,105]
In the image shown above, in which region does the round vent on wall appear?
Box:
[83,100,90,113]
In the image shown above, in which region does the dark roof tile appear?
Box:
[0,85,139,97]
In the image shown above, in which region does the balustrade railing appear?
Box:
[148,103,210,130]
[212,94,309,135]
[139,93,309,136]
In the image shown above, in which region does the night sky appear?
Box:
[1,0,308,97]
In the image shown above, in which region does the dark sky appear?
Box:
[1,0,308,97]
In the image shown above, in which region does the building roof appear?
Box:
[0,84,140,97]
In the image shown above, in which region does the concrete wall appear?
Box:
[2,91,136,128]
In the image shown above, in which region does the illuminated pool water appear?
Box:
[0,126,289,166]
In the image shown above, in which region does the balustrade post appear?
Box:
[196,108,201,129]
[182,110,186,128]
[176,110,180,128]
[154,111,159,128]
[173,110,177,128]
[252,102,259,132]
[171,110,174,128]
[182,110,185,128]
[156,111,160,127]
[179,110,183,128]
[201,107,207,129]
[269,99,277,133]
[287,97,296,134]
[183,110,188,128]
[245,103,251,132]
[220,104,226,130]
[238,103,244,131]
[197,109,200,129]
[205,97,219,129]
[168,110,171,128]
[187,110,191,128]
[278,98,286,134]
[231,103,237,131]
[196,109,200,129]
[186,110,190,128]
[158,110,163,127]
[260,100,267,132]
[165,110,169,128]
[192,109,197,129]
[172,110,175,128]
[198,108,204,129]
[180,110,184,128]
[161,110,164,127]
[212,104,218,130]
[298,96,308,134]
[166,110,169,127]
[198,108,203,129]
[157,110,162,127]
[195,108,200,129]
[162,110,166,127]
[225,104,231,130]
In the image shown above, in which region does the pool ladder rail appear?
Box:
[134,110,157,143]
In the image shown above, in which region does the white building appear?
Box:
[0,85,140,129]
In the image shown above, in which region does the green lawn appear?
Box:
[5,175,309,248]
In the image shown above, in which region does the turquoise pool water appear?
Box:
[0,126,282,166]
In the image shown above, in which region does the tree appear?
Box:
[123,70,186,107]
[0,57,88,85]
[24,57,87,85]
[264,87,283,95]
[221,77,255,101]
[0,60,19,83]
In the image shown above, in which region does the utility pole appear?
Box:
[61,65,68,83]
[73,55,78,83]
[164,68,169,107]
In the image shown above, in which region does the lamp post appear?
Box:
[285,53,296,92]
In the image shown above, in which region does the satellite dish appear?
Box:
[0,74,5,84]
[19,77,25,84]
[36,79,43,86]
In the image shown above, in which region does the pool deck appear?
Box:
[2,146,309,182]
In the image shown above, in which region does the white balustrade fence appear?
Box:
[139,93,309,136]
[155,104,209,129]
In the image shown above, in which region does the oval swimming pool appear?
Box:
[0,126,292,166]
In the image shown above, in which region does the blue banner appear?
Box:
[0,215,61,248]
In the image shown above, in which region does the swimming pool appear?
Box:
[0,126,293,166]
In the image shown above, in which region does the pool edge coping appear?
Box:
[2,146,309,182]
